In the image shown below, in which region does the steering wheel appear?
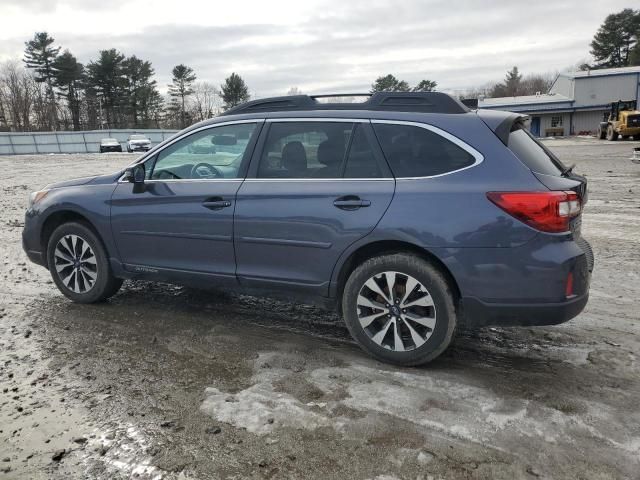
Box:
[190,162,223,179]
[154,170,180,180]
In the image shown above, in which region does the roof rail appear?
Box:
[220,92,469,116]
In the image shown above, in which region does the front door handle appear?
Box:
[333,195,371,210]
[202,197,232,210]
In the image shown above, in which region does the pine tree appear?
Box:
[412,79,438,92]
[52,50,84,130]
[123,56,158,127]
[86,49,126,128]
[371,74,410,93]
[24,32,60,129]
[590,9,640,68]
[504,66,522,96]
[168,64,196,128]
[220,73,250,110]
[490,66,522,97]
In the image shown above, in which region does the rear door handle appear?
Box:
[333,195,371,210]
[202,197,232,210]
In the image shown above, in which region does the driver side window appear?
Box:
[149,122,257,180]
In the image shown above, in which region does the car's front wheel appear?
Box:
[47,222,123,303]
[342,253,457,366]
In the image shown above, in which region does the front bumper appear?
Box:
[22,233,45,267]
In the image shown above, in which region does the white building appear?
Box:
[478,66,640,137]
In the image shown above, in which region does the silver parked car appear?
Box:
[99,138,122,153]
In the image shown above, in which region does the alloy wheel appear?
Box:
[356,271,436,352]
[54,234,98,294]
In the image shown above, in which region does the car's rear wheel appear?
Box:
[342,253,457,366]
[47,222,122,303]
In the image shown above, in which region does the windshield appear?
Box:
[508,127,567,176]
[130,135,147,140]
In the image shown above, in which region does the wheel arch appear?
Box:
[332,240,461,313]
[40,210,103,268]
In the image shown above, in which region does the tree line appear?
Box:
[0,32,251,132]
[1,9,638,132]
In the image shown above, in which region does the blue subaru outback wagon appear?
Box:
[22,92,593,365]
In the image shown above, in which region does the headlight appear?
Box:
[28,190,49,208]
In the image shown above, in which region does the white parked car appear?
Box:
[126,134,152,153]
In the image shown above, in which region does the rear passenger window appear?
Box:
[373,123,476,177]
[257,122,353,178]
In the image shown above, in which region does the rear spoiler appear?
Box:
[476,109,529,145]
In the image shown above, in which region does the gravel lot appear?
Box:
[0,138,639,479]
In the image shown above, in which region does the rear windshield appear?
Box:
[508,128,566,176]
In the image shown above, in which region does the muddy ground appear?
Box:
[0,138,639,480]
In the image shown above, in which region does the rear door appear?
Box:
[234,119,394,295]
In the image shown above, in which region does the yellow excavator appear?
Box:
[597,100,640,140]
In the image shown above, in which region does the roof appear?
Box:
[479,94,572,109]
[562,65,640,79]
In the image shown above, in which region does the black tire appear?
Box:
[342,253,457,366]
[606,125,618,141]
[47,222,123,303]
[99,147,104,153]
[597,126,606,140]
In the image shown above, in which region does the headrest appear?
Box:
[317,139,344,166]
[281,141,307,175]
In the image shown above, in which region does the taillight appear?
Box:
[565,271,574,297]
[486,191,581,233]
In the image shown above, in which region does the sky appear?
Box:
[0,0,634,97]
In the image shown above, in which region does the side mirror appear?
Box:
[123,164,145,183]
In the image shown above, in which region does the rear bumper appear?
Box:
[440,234,593,327]
[460,292,589,327]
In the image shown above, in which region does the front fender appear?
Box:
[26,183,119,262]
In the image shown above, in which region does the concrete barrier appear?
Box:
[0,129,179,155]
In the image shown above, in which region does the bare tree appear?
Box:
[191,81,220,121]
[0,61,35,131]
[520,73,556,95]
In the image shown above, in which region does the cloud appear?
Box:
[0,0,633,96]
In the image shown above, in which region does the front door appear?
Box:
[234,120,395,295]
[530,116,541,137]
[110,121,261,282]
